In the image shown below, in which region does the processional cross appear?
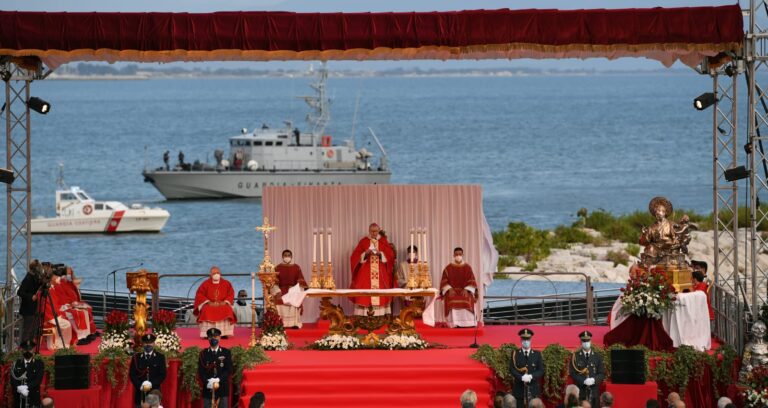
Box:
[256,217,277,265]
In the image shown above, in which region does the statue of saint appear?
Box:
[639,197,693,267]
[741,320,768,380]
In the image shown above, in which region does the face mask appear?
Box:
[582,341,591,350]
[144,345,154,353]
[236,299,246,306]
[522,340,531,349]
[23,351,33,360]
[212,274,221,283]
[454,256,463,263]
[283,257,291,264]
[209,338,219,347]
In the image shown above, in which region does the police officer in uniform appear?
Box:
[198,328,233,408]
[129,333,167,408]
[10,340,44,408]
[569,330,605,407]
[509,328,544,407]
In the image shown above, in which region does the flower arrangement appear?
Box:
[259,308,288,350]
[619,268,676,319]
[155,331,181,354]
[314,334,361,350]
[104,310,130,333]
[100,310,132,352]
[153,309,177,333]
[743,365,768,407]
[379,334,428,350]
[259,333,289,350]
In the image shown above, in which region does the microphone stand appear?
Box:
[106,263,143,309]
[469,303,479,348]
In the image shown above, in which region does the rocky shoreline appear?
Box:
[501,229,763,284]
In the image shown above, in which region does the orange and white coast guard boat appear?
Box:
[31,184,170,234]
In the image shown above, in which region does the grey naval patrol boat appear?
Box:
[142,64,390,199]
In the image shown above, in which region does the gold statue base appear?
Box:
[636,262,693,293]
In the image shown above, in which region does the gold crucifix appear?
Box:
[256,217,278,264]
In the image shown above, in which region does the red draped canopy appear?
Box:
[0,5,743,68]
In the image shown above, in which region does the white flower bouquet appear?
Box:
[259,332,289,350]
[313,334,361,350]
[98,331,132,352]
[379,334,428,350]
[154,331,181,354]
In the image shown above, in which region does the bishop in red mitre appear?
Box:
[350,223,395,316]
[440,247,478,328]
[193,266,237,338]
[273,249,308,328]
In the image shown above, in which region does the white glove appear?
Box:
[212,377,220,384]
[584,377,595,386]
[522,374,532,383]
[206,378,215,389]
[141,380,152,391]
[16,385,24,394]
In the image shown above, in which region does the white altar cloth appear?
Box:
[609,291,711,351]
[282,287,440,327]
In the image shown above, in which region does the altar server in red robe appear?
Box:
[440,247,478,328]
[350,223,395,316]
[193,266,237,338]
[42,267,75,350]
[58,266,97,344]
[691,261,714,321]
[273,249,308,328]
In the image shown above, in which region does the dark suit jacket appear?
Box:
[10,357,44,408]
[17,273,42,316]
[198,347,233,399]
[129,351,167,403]
[568,349,605,406]
[509,348,545,399]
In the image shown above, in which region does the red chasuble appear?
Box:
[350,235,395,307]
[58,280,91,331]
[440,263,477,317]
[193,278,237,323]
[274,263,308,305]
[692,282,714,320]
[42,283,67,322]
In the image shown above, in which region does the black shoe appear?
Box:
[221,336,229,339]
[76,338,89,345]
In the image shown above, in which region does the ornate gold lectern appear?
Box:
[126,269,158,341]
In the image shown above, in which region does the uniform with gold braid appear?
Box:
[509,328,544,407]
[568,331,605,407]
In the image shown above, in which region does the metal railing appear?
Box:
[712,283,746,353]
[483,272,602,326]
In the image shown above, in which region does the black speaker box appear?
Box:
[611,349,646,384]
[55,354,90,390]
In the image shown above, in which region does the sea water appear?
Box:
[0,73,717,296]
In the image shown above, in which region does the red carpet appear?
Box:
[238,349,492,408]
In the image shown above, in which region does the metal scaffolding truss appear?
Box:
[1,58,40,350]
[746,0,768,318]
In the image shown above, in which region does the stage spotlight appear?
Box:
[693,92,717,110]
[0,168,15,185]
[27,96,50,114]
[724,165,750,182]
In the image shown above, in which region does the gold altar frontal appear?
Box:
[306,289,437,346]
[635,263,693,293]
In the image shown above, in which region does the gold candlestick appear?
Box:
[418,261,432,289]
[318,261,326,289]
[406,262,418,289]
[256,217,279,310]
[309,261,321,288]
[248,300,258,347]
[324,261,336,289]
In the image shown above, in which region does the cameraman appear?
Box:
[17,260,45,344]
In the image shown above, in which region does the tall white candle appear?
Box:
[410,229,414,262]
[424,229,428,263]
[313,229,317,263]
[319,228,324,263]
[420,228,426,263]
[328,228,332,263]
[251,272,256,303]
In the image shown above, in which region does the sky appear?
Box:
[0,0,744,71]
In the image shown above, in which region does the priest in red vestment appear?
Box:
[58,266,97,344]
[691,261,714,321]
[272,249,308,328]
[193,266,237,338]
[350,223,395,316]
[440,247,478,328]
[43,267,76,350]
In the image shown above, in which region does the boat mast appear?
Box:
[302,61,331,145]
[56,162,68,189]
